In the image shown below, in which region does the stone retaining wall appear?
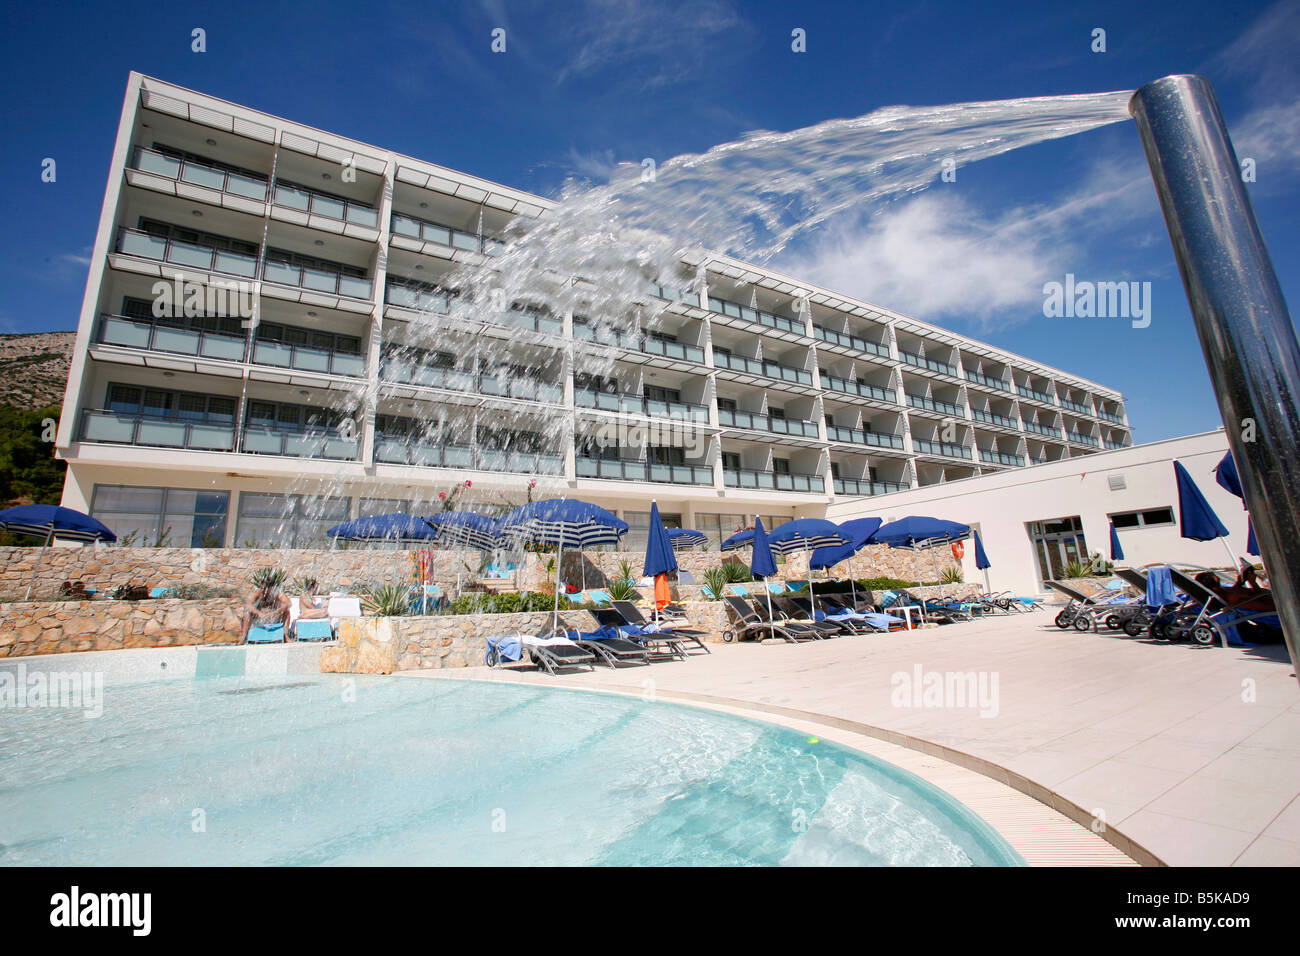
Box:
[1,542,962,600]
[0,598,243,658]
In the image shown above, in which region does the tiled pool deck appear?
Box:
[409,611,1299,867]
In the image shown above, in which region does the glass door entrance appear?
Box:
[1028,516,1088,584]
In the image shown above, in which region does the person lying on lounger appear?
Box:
[239,580,290,644]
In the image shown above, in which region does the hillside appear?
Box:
[0,331,75,409]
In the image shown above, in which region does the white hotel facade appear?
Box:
[57,74,1133,551]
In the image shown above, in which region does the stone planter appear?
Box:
[320,617,399,675]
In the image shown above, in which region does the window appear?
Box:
[773,458,791,475]
[137,218,258,257]
[830,462,841,478]
[104,383,234,422]
[1109,507,1175,529]
[717,397,737,412]
[695,513,747,550]
[647,446,685,466]
[768,407,785,420]
[357,497,410,517]
[91,485,229,547]
[722,452,741,471]
[235,493,349,548]
[644,384,681,404]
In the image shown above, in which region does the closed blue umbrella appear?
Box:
[497,498,628,624]
[750,517,779,641]
[1214,450,1244,499]
[643,502,677,616]
[0,505,117,600]
[1174,461,1232,568]
[1108,522,1125,562]
[767,518,849,618]
[666,528,707,552]
[973,529,992,595]
[425,512,502,552]
[1247,517,1259,557]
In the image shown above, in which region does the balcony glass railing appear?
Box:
[823,375,896,403]
[252,340,365,377]
[1016,385,1054,404]
[900,351,957,376]
[964,370,1011,392]
[391,212,504,256]
[375,440,563,474]
[971,409,1019,429]
[647,283,701,308]
[826,425,905,449]
[641,336,705,364]
[380,360,562,404]
[493,309,564,336]
[979,450,1023,466]
[712,350,812,385]
[724,468,825,493]
[718,408,819,438]
[80,409,236,452]
[577,457,713,485]
[707,296,804,336]
[1098,410,1125,425]
[906,394,965,417]
[813,325,891,359]
[912,439,972,460]
[1105,439,1127,450]
[240,423,359,460]
[131,147,268,201]
[834,477,908,496]
[1060,400,1091,415]
[97,314,247,363]
[575,390,708,422]
[116,228,258,278]
[263,259,372,299]
[385,283,450,313]
[572,322,635,349]
[1067,432,1100,447]
[274,182,378,227]
[1024,422,1063,438]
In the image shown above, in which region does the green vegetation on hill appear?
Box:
[0,403,66,510]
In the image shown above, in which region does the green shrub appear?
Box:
[446,591,559,615]
[251,567,287,591]
[940,566,964,584]
[701,567,728,600]
[169,583,236,600]
[722,560,751,584]
[606,577,638,601]
[362,584,410,617]
[1061,559,1090,580]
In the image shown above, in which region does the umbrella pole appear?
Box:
[25,528,54,601]
[766,582,775,642]
[806,542,816,621]
[553,539,564,632]
[1220,537,1238,571]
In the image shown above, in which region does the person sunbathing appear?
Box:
[239,579,290,644]
[298,579,330,620]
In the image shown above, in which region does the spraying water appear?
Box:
[276,91,1136,544]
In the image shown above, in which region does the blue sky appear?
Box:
[1,0,1296,443]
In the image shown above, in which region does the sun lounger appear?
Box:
[549,619,652,667]
[610,600,710,653]
[590,608,687,659]
[485,632,597,674]
[815,595,901,632]
[720,595,804,643]
[246,623,286,644]
[776,596,852,635]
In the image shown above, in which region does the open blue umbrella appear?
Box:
[767,518,849,618]
[1108,522,1125,562]
[810,516,883,607]
[666,528,707,552]
[750,517,779,641]
[1174,460,1233,565]
[720,528,754,552]
[0,505,117,600]
[497,498,628,623]
[872,516,971,605]
[328,512,440,544]
[425,512,502,552]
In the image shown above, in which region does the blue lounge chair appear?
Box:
[149,587,171,598]
[295,619,334,641]
[246,623,286,644]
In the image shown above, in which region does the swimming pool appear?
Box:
[0,676,1023,866]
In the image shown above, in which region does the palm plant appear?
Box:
[251,567,287,591]
[722,560,750,584]
[940,566,964,584]
[362,584,410,617]
[606,577,638,601]
[702,567,728,600]
[1061,559,1090,579]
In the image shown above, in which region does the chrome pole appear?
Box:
[1131,75,1300,683]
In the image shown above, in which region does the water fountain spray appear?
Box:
[1131,75,1300,683]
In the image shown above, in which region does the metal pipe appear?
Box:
[1130,75,1300,683]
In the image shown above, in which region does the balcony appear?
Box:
[724,468,825,493]
[252,338,365,377]
[97,314,247,363]
[1060,399,1091,415]
[572,322,635,349]
[912,438,972,460]
[385,282,450,313]
[713,350,812,385]
[131,147,268,201]
[971,409,1019,430]
[241,423,359,460]
[707,296,804,336]
[274,182,378,228]
[381,360,562,404]
[1017,385,1054,404]
[375,439,563,474]
[1024,421,1063,439]
[1105,439,1128,450]
[80,409,236,452]
[1067,432,1101,447]
[979,450,1023,466]
[718,408,819,438]
[647,283,701,309]
[493,309,564,336]
[641,336,705,364]
[906,394,965,418]
[263,258,372,300]
[577,457,713,485]
[823,375,896,404]
[834,477,908,496]
[900,351,957,376]
[575,389,708,423]
[826,425,905,450]
[116,228,257,278]
[813,325,891,359]
[964,370,1011,392]
[1098,410,1126,425]
[391,212,503,256]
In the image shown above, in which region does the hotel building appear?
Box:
[57,73,1133,551]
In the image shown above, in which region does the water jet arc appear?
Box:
[1130,74,1300,682]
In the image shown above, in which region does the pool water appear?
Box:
[0,676,1022,866]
